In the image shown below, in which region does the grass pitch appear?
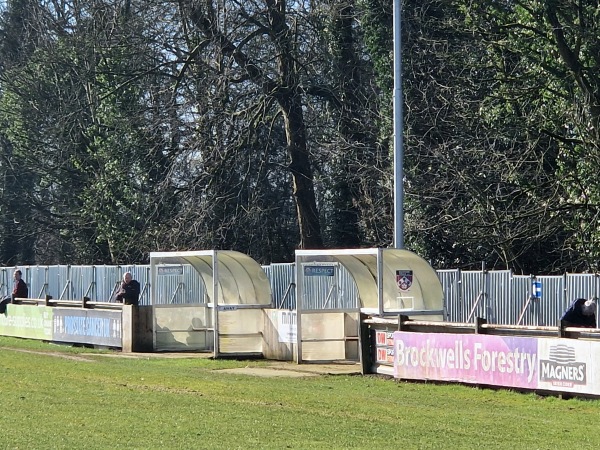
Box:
[0,336,599,449]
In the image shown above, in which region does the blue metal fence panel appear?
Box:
[263,263,295,309]
[94,266,120,302]
[437,269,460,322]
[338,265,360,310]
[459,271,484,322]
[501,272,521,326]
[69,265,88,300]
[535,276,565,327]
[512,275,533,325]
[485,271,512,325]
[565,273,597,307]
[295,262,359,311]
[302,268,331,310]
[152,264,207,305]
[24,266,50,299]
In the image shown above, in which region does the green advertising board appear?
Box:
[0,304,53,340]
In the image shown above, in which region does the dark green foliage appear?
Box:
[1,0,600,271]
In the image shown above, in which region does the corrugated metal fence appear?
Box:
[437,270,600,326]
[2,264,598,326]
[1,265,153,305]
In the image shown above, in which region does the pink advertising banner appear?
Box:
[393,332,539,389]
[393,331,600,395]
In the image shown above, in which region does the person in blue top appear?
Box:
[560,298,596,328]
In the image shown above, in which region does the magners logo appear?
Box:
[539,344,586,388]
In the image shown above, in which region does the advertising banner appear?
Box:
[375,330,395,364]
[53,309,122,347]
[537,338,598,395]
[394,332,538,389]
[277,310,297,343]
[0,305,53,340]
[393,332,600,395]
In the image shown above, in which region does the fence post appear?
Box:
[558,319,566,338]
[398,314,410,331]
[474,317,487,334]
[358,313,372,375]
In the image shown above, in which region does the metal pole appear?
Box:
[150,257,156,351]
[393,0,404,249]
[213,250,220,358]
[295,253,303,363]
[377,248,384,315]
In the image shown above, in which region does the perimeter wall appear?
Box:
[1,265,597,327]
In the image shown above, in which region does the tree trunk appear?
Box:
[188,0,324,249]
[279,91,323,248]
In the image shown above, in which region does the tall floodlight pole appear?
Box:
[393,0,404,249]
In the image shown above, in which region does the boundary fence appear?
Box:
[2,264,598,327]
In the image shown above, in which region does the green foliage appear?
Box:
[387,0,600,272]
[2,0,600,271]
[457,0,600,271]
[316,0,392,247]
[0,2,177,263]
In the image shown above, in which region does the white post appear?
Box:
[150,257,156,351]
[213,250,220,358]
[295,253,303,363]
[377,248,384,315]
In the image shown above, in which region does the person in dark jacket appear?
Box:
[115,272,141,306]
[560,298,597,328]
[0,269,28,313]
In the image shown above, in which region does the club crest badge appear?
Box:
[396,270,413,291]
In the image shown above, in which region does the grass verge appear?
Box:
[0,336,599,449]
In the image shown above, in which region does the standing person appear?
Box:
[115,272,141,306]
[560,298,597,328]
[0,269,28,313]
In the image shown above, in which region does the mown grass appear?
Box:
[1,336,599,449]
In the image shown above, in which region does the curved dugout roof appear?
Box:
[295,248,443,317]
[149,250,272,305]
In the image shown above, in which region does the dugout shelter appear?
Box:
[149,250,272,357]
[295,248,444,363]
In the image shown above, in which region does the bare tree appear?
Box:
[178,0,324,249]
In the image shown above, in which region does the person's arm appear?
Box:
[132,280,141,297]
[115,282,126,301]
[560,303,577,322]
